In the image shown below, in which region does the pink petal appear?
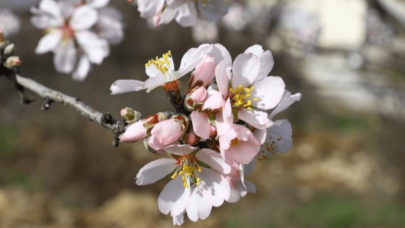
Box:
[135,158,177,185]
[192,55,216,87]
[190,87,207,102]
[190,112,210,139]
[231,53,260,88]
[120,121,147,142]
[151,119,183,145]
[158,176,191,216]
[215,60,230,97]
[202,90,224,110]
[215,99,233,136]
[196,149,231,174]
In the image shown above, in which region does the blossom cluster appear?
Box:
[31,0,124,81]
[111,43,301,225]
[134,0,228,27]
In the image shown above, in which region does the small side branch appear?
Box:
[15,75,127,147]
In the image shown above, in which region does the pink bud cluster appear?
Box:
[112,43,301,225]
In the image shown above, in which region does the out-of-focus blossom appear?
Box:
[136,0,228,27]
[0,9,20,37]
[31,0,123,81]
[221,3,251,31]
[192,20,218,43]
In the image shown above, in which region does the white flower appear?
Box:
[137,0,228,27]
[135,144,231,223]
[32,0,122,81]
[0,8,20,37]
[110,44,215,94]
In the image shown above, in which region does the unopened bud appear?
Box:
[120,107,140,124]
[120,120,147,142]
[4,56,21,69]
[4,43,15,55]
[184,130,200,146]
[185,86,207,111]
[190,55,216,89]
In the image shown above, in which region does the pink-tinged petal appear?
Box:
[190,87,207,102]
[151,119,183,146]
[72,56,91,81]
[191,55,216,87]
[53,39,76,74]
[238,109,270,129]
[215,60,230,98]
[253,128,267,145]
[164,144,197,155]
[137,0,165,18]
[233,124,254,142]
[231,53,260,88]
[148,135,165,151]
[186,187,212,222]
[262,119,292,153]
[177,44,213,78]
[202,90,224,110]
[218,128,237,152]
[244,44,264,57]
[245,181,256,194]
[269,91,302,119]
[135,158,177,185]
[70,6,98,30]
[35,31,61,54]
[158,176,190,216]
[215,99,233,136]
[251,76,285,110]
[196,149,231,174]
[190,112,210,140]
[110,80,144,95]
[226,141,259,164]
[257,50,274,81]
[120,121,147,142]
[199,169,230,207]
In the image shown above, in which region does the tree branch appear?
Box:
[14,75,130,147]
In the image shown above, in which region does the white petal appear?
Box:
[211,43,232,67]
[263,119,293,153]
[158,176,190,216]
[135,158,177,185]
[96,7,124,45]
[199,169,230,208]
[257,51,274,81]
[215,60,230,98]
[70,6,98,30]
[253,128,267,145]
[269,91,302,119]
[72,56,91,81]
[137,0,165,18]
[88,0,109,8]
[53,39,76,74]
[190,112,210,140]
[173,213,185,226]
[251,76,285,110]
[110,80,144,94]
[75,30,108,64]
[35,31,61,54]
[196,149,231,174]
[143,76,166,91]
[164,144,197,155]
[244,44,263,57]
[39,0,62,19]
[177,44,213,78]
[186,187,212,222]
[243,158,257,177]
[238,109,270,129]
[231,53,260,88]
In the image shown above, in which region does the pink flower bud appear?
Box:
[190,55,216,88]
[120,121,147,142]
[210,125,217,136]
[184,131,200,145]
[149,119,184,150]
[190,86,207,103]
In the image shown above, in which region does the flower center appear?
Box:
[171,156,201,188]
[61,23,75,40]
[229,85,259,110]
[230,138,241,146]
[145,50,173,77]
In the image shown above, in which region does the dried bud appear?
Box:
[4,56,21,69]
[190,55,216,89]
[4,43,15,55]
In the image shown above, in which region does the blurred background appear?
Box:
[1,0,405,227]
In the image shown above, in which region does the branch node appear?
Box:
[41,97,53,110]
[101,112,115,125]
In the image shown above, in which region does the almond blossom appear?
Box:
[215,44,285,130]
[136,0,228,27]
[0,8,20,37]
[135,144,231,224]
[31,0,122,81]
